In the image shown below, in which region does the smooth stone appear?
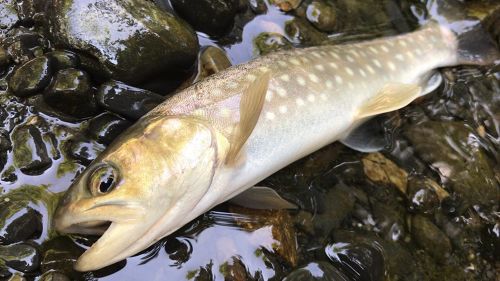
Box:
[43,0,199,85]
[87,112,132,145]
[0,243,40,273]
[11,124,52,175]
[411,215,452,262]
[254,32,293,55]
[40,236,85,280]
[285,18,328,45]
[44,68,99,118]
[171,0,240,37]
[0,47,10,66]
[9,56,53,97]
[3,28,48,64]
[39,271,71,281]
[0,131,11,171]
[97,80,165,120]
[283,262,350,281]
[67,138,105,165]
[45,51,80,71]
[306,0,337,32]
[0,207,42,245]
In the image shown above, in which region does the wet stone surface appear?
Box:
[0,0,498,280]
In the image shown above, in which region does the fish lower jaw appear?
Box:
[55,219,111,236]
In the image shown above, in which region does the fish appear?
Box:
[53,4,499,271]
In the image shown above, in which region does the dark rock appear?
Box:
[9,56,53,97]
[39,271,71,281]
[67,138,105,165]
[249,0,267,14]
[0,243,41,273]
[254,32,292,55]
[0,131,11,171]
[269,0,303,12]
[407,176,441,214]
[87,112,132,145]
[404,121,498,209]
[3,28,48,64]
[46,51,80,71]
[306,1,337,32]
[43,68,99,118]
[283,262,350,281]
[411,215,452,262]
[97,80,164,120]
[0,47,10,66]
[12,124,52,175]
[0,266,11,279]
[285,18,328,45]
[326,231,386,281]
[41,236,85,280]
[0,208,42,245]
[171,0,239,37]
[43,0,199,85]
[313,183,355,237]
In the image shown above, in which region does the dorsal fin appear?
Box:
[225,71,270,163]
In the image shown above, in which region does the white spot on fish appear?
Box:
[290,58,301,65]
[366,65,375,74]
[313,52,322,58]
[335,75,343,84]
[350,50,360,57]
[346,67,354,76]
[227,81,239,89]
[395,54,405,61]
[346,55,355,62]
[279,105,288,114]
[406,51,415,59]
[373,59,382,68]
[277,88,287,97]
[246,74,257,81]
[301,57,311,63]
[387,61,396,71]
[315,64,325,71]
[296,98,305,106]
[329,62,338,69]
[308,73,319,83]
[415,48,422,55]
[326,80,333,89]
[278,61,288,67]
[399,40,407,47]
[280,74,290,82]
[329,51,340,59]
[266,112,276,120]
[380,45,389,53]
[359,69,366,77]
[369,46,378,54]
[308,94,316,102]
[297,76,306,86]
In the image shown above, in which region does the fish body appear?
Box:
[54,19,497,271]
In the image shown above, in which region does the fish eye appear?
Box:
[88,164,119,196]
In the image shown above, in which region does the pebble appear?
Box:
[0,243,41,273]
[9,56,53,97]
[87,112,132,145]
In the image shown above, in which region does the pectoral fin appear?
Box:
[226,72,271,163]
[357,83,421,119]
[230,186,298,210]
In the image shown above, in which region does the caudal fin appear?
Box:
[427,0,499,65]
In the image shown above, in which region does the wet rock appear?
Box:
[407,176,445,214]
[97,81,164,120]
[0,47,10,66]
[12,123,52,175]
[269,0,302,12]
[362,153,408,194]
[3,28,48,64]
[67,138,105,165]
[44,0,199,85]
[283,262,349,281]
[193,46,232,83]
[285,18,328,45]
[306,1,337,32]
[46,51,80,71]
[0,266,11,279]
[249,0,267,14]
[411,215,452,262]
[87,112,132,145]
[254,32,293,55]
[44,68,99,118]
[404,121,498,208]
[0,243,41,273]
[171,0,239,37]
[0,207,42,245]
[9,56,53,97]
[0,131,10,171]
[41,236,85,280]
[39,271,71,281]
[312,183,355,236]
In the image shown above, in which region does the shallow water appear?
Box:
[0,0,499,280]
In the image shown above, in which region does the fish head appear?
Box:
[54,116,218,271]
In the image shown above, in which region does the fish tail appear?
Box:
[427,0,499,65]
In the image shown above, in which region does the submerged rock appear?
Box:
[43,0,199,85]
[46,51,80,71]
[254,32,293,56]
[87,112,132,145]
[0,243,41,273]
[411,215,452,262]
[12,123,52,175]
[67,138,105,165]
[171,0,240,37]
[306,1,337,32]
[9,56,53,97]
[44,68,99,118]
[0,1,18,35]
[283,262,349,281]
[97,81,164,120]
[0,207,42,245]
[39,271,71,281]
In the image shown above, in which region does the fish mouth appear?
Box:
[56,220,111,236]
